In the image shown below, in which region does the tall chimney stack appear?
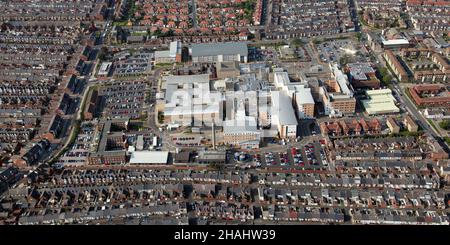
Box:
[212,121,216,150]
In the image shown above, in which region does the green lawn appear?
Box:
[154,63,174,69]
[113,21,128,27]
[131,31,148,36]
[392,130,423,137]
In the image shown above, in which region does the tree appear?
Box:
[98,47,108,61]
[313,39,322,44]
[157,111,164,124]
[439,120,450,130]
[292,38,305,47]
[390,18,399,28]
[339,55,350,67]
[153,28,162,37]
[379,67,388,77]
[382,74,393,85]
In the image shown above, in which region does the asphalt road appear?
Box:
[190,0,198,29]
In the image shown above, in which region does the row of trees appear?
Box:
[378,67,393,85]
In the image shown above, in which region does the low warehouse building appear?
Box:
[361,89,400,115]
[129,151,169,165]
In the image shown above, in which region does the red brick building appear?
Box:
[409,84,450,107]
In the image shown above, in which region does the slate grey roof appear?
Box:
[190,42,248,57]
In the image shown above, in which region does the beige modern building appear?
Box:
[387,117,400,134]
[404,115,418,132]
[321,83,356,115]
[328,96,356,114]
[293,86,315,118]
[384,50,409,82]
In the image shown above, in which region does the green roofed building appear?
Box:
[361,88,400,115]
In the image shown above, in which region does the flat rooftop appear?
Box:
[362,89,399,115]
[271,91,298,126]
[190,42,248,57]
[129,151,169,164]
[295,86,314,105]
[382,39,410,46]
